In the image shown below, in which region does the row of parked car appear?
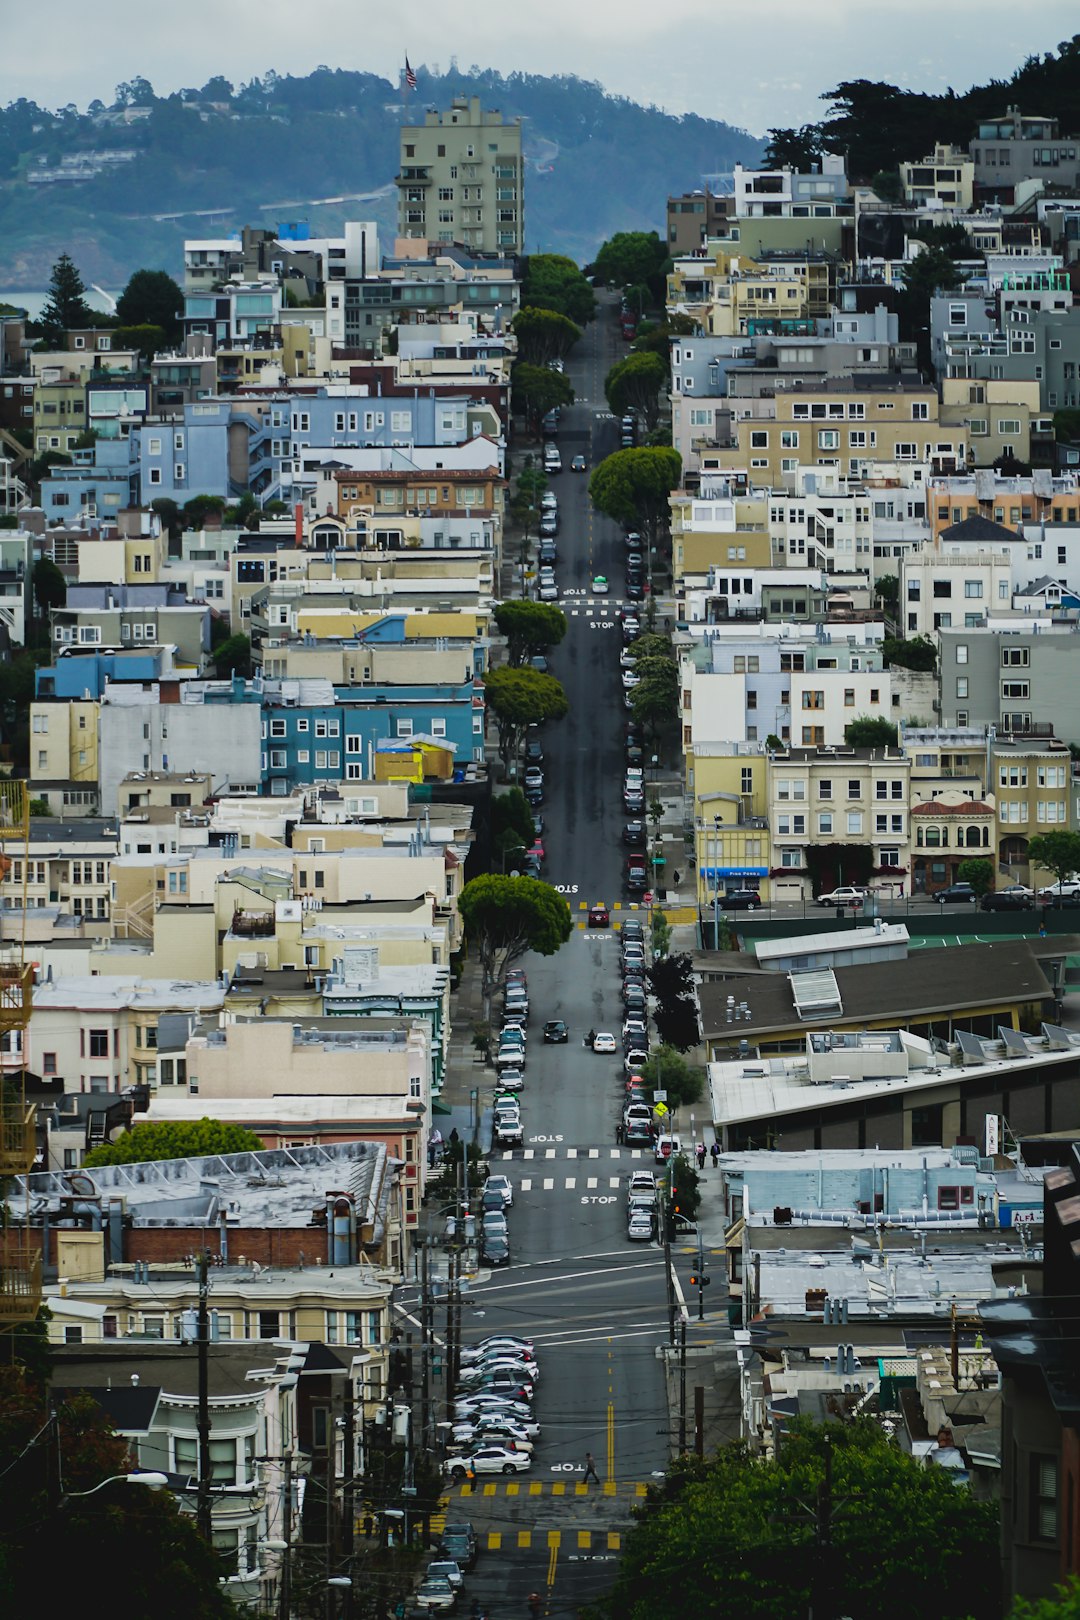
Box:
[446,1335,540,1482]
[492,971,530,1150]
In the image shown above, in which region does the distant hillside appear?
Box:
[0,66,762,289]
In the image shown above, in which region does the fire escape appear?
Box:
[0,782,40,1324]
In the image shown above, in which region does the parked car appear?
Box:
[483,1175,514,1207]
[446,1445,531,1478]
[627,1208,654,1242]
[1039,878,1080,900]
[718,889,761,909]
[816,886,867,908]
[588,904,610,927]
[981,890,1034,911]
[936,882,978,904]
[414,1576,457,1610]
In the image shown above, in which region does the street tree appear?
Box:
[458,874,571,1017]
[83,1117,265,1166]
[650,909,671,959]
[512,362,575,436]
[630,655,679,743]
[39,253,93,346]
[493,600,567,666]
[875,573,899,613]
[593,1419,998,1620]
[483,666,568,771]
[605,351,668,430]
[648,954,700,1053]
[669,1152,702,1220]
[843,715,898,748]
[510,457,548,543]
[956,858,994,896]
[491,787,537,866]
[631,312,696,367]
[1028,831,1080,889]
[522,254,596,326]
[511,307,582,366]
[593,230,669,298]
[639,1044,703,1108]
[116,269,184,342]
[589,446,681,554]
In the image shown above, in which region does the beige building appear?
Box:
[397,95,524,255]
[766,745,912,902]
[667,249,810,336]
[669,484,771,588]
[901,145,975,210]
[28,698,100,815]
[940,376,1043,466]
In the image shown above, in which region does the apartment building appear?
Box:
[928,470,1080,537]
[28,697,100,815]
[689,744,772,904]
[667,249,811,337]
[732,155,849,217]
[910,789,996,894]
[6,820,116,929]
[992,735,1077,881]
[900,524,1015,638]
[766,746,912,902]
[901,144,975,209]
[971,105,1080,196]
[397,95,524,255]
[29,976,226,1096]
[939,622,1080,743]
[940,374,1045,466]
[666,189,735,254]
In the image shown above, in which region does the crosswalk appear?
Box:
[498,1146,653,1161]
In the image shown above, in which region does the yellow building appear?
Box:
[667,249,810,336]
[669,488,770,588]
[689,748,772,903]
[33,372,87,455]
[901,145,975,210]
[993,736,1076,884]
[940,377,1043,466]
[75,527,166,585]
[697,381,964,486]
[28,699,100,815]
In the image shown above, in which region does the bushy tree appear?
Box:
[882,634,937,672]
[210,634,251,678]
[639,1044,702,1108]
[492,787,536,865]
[956,858,994,896]
[521,254,596,326]
[1028,831,1080,889]
[484,666,568,770]
[843,716,898,748]
[511,307,581,366]
[648,955,700,1052]
[83,1117,264,1167]
[39,253,92,346]
[512,362,574,435]
[458,874,571,1016]
[32,556,66,617]
[493,600,567,666]
[589,447,681,553]
[593,230,669,299]
[593,1419,998,1620]
[605,351,667,430]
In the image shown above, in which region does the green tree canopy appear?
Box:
[594,1419,998,1620]
[1028,831,1080,888]
[511,306,582,366]
[182,493,227,529]
[82,1117,264,1167]
[458,874,571,1012]
[638,1043,703,1107]
[605,351,668,430]
[593,230,669,298]
[875,573,899,613]
[210,633,251,678]
[882,634,937,672]
[483,666,569,770]
[521,254,596,326]
[32,556,66,616]
[647,953,701,1052]
[39,252,93,347]
[630,312,696,367]
[1010,1580,1080,1620]
[630,654,679,741]
[589,447,681,550]
[112,323,168,364]
[512,362,574,436]
[510,458,548,539]
[491,787,537,864]
[956,858,994,896]
[116,268,184,341]
[493,599,568,666]
[843,716,898,748]
[763,125,827,169]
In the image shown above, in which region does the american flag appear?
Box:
[404,57,417,90]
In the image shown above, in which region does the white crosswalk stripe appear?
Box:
[500,1146,649,1162]
[487,1172,647,1196]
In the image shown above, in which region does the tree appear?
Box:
[957,858,994,896]
[593,231,669,300]
[631,313,696,368]
[650,909,671,959]
[483,667,568,772]
[182,494,227,529]
[458,874,571,1017]
[113,324,168,364]
[875,573,899,614]
[630,655,679,743]
[870,168,905,203]
[511,363,574,436]
[511,307,582,366]
[882,634,937,672]
[521,254,596,326]
[589,447,681,554]
[210,633,251,678]
[32,556,66,618]
[39,253,93,347]
[593,1419,998,1620]
[491,787,536,867]
[648,954,700,1053]
[1028,831,1080,889]
[763,125,826,170]
[605,352,668,431]
[151,497,182,544]
[82,1117,265,1167]
[493,600,567,666]
[639,1044,703,1108]
[1010,1580,1080,1620]
[669,1152,702,1220]
[0,1365,233,1618]
[510,458,548,549]
[843,716,898,748]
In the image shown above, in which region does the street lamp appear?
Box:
[63,1471,169,1500]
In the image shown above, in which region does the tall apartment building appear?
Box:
[397,96,524,255]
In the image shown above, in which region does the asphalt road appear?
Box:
[427,300,672,1620]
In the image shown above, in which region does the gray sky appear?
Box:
[4,1,1079,137]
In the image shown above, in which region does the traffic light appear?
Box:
[689,1272,711,1288]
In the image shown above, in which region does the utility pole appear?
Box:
[196,1251,212,1544]
[694,1386,705,1457]
[420,1239,432,1448]
[278,1453,293,1620]
[677,1319,687,1454]
[341,1379,355,1559]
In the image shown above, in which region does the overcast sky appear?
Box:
[5,1,1079,136]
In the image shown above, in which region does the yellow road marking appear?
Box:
[506,1483,519,1497]
[547,1530,561,1549]
[528,1482,542,1496]
[552,1482,565,1496]
[608,1531,622,1550]
[483,1482,496,1497]
[488,1531,502,1551]
[518,1529,532,1549]
[578,1530,591,1549]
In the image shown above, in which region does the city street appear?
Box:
[416,298,677,1618]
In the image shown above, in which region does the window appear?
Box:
[1030,1455,1059,1543]
[777,814,806,835]
[818,780,833,800]
[956,677,969,699]
[1002,646,1029,667]
[817,813,833,834]
[88,1029,108,1058]
[801,691,824,710]
[847,811,863,835]
[801,727,824,746]
[964,580,983,599]
[847,780,861,799]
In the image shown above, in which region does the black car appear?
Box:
[981,890,1034,911]
[1045,892,1080,908]
[936,882,977,904]
[626,868,648,892]
[621,620,641,644]
[481,1233,511,1267]
[718,889,762,909]
[524,784,544,807]
[624,789,645,813]
[623,820,646,846]
[524,739,544,765]
[625,579,645,601]
[542,1020,569,1043]
[625,744,645,769]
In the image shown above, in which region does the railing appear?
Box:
[0,1243,42,1324]
[0,1098,36,1175]
[0,965,32,1033]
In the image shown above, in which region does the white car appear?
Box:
[461,1335,534,1360]
[621,669,641,689]
[454,1396,536,1427]
[446,1445,531,1478]
[592,1032,618,1053]
[451,1420,534,1453]
[426,1560,464,1593]
[816,886,867,907]
[484,1176,515,1207]
[415,1577,457,1611]
[627,1208,654,1242]
[541,492,558,511]
[1040,878,1080,898]
[623,1017,648,1040]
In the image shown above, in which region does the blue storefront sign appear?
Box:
[701,866,769,879]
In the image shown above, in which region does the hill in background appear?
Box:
[0,64,762,288]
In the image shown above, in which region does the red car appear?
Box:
[588,904,610,928]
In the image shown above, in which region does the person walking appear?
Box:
[615,1120,624,1145]
[710,1141,719,1168]
[583,1451,601,1484]
[696,1141,706,1171]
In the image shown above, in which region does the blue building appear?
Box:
[39,440,138,525]
[36,647,165,700]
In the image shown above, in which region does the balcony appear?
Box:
[0,1095,35,1175]
[0,1242,42,1324]
[0,965,32,1036]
